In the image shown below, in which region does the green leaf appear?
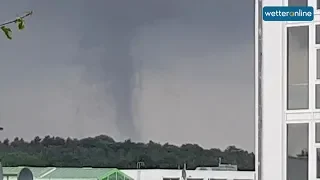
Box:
[15,18,25,30]
[1,26,12,40]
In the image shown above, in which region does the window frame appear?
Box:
[286,24,311,111]
[314,0,320,15]
[314,23,320,111]
[314,122,320,144]
[285,0,308,6]
[285,122,310,180]
[283,22,315,180]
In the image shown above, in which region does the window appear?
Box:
[316,123,320,143]
[317,50,320,79]
[287,123,308,180]
[288,85,309,109]
[287,26,309,110]
[318,0,320,10]
[316,25,320,44]
[316,38,320,109]
[288,0,307,6]
[117,173,124,180]
[316,85,320,109]
[109,173,117,180]
[317,148,320,178]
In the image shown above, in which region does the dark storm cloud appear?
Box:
[75,1,183,141]
[0,0,254,151]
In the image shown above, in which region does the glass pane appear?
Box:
[287,26,309,84]
[288,0,307,6]
[316,123,320,143]
[317,50,320,79]
[288,85,309,110]
[318,0,320,9]
[316,84,320,109]
[287,123,308,180]
[317,148,320,178]
[287,26,309,110]
[317,25,320,44]
[118,173,124,180]
[109,172,117,180]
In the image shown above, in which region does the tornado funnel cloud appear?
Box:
[111,74,138,141]
[102,34,140,141]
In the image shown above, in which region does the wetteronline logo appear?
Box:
[263,6,314,21]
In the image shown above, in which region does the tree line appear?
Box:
[0,135,255,171]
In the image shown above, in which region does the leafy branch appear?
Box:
[0,11,33,40]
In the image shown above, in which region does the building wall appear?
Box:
[261,0,284,180]
[121,169,255,180]
[0,168,255,180]
[3,176,17,180]
[262,0,320,180]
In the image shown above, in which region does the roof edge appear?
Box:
[98,168,117,180]
[99,168,133,180]
[39,167,57,178]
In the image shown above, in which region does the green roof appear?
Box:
[42,168,116,179]
[3,167,54,177]
[2,167,134,180]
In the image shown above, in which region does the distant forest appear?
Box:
[0,135,255,171]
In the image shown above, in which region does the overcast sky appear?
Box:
[0,0,254,152]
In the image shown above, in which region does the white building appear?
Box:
[259,0,320,180]
[0,167,255,180]
[121,169,255,180]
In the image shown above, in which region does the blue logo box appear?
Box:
[263,6,314,21]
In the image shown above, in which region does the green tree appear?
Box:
[0,135,255,170]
